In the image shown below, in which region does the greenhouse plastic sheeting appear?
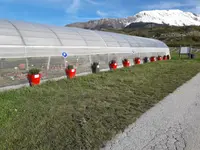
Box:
[0,20,168,48]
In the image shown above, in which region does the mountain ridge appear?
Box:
[66,9,200,30]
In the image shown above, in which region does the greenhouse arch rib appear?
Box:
[43,25,64,46]
[91,30,108,47]
[5,20,26,46]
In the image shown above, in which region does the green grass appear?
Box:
[171,51,200,61]
[0,58,200,150]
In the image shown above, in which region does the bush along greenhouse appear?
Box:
[0,20,170,87]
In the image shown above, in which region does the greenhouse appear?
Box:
[0,19,170,87]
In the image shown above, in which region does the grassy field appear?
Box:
[0,55,200,149]
[170,49,200,61]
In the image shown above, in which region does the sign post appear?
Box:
[62,52,68,68]
[179,46,191,59]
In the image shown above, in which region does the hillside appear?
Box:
[102,25,200,47]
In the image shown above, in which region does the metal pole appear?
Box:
[89,55,92,64]
[26,58,29,70]
[47,56,51,70]
[64,57,67,68]
[25,47,29,70]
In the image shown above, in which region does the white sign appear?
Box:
[180,47,190,54]
[34,74,40,78]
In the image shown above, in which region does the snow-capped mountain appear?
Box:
[133,10,200,26]
[66,9,200,29]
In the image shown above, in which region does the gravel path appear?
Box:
[102,73,200,150]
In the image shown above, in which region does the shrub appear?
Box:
[122,58,128,62]
[192,36,200,42]
[91,62,99,68]
[91,62,100,73]
[109,60,117,64]
[67,65,74,70]
[123,58,128,61]
[28,68,40,75]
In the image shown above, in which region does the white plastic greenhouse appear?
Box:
[0,20,170,87]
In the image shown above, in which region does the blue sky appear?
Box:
[0,0,199,26]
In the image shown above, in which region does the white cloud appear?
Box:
[143,0,200,14]
[65,16,101,23]
[96,10,128,18]
[188,0,200,13]
[85,0,103,5]
[187,7,200,14]
[66,0,81,14]
[96,10,108,17]
[1,0,82,14]
[145,2,192,10]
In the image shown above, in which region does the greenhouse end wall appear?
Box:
[0,51,167,88]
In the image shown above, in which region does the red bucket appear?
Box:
[150,56,156,62]
[65,69,76,79]
[122,60,130,67]
[109,62,117,70]
[134,57,141,65]
[157,56,163,61]
[163,55,167,60]
[27,74,41,86]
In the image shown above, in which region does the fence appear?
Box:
[170,47,200,53]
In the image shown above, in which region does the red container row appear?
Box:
[150,55,170,62]
[27,54,170,86]
[27,68,77,86]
